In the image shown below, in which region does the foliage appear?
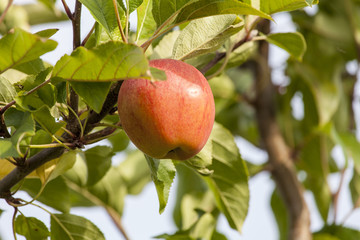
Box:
[0,0,360,239]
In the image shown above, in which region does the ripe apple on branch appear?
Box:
[118,59,215,160]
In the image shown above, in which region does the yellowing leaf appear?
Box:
[0,159,37,178]
[36,150,77,184]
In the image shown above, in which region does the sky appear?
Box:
[1,1,360,240]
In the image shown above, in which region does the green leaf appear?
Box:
[117,150,151,195]
[22,177,71,213]
[136,0,157,42]
[63,150,88,186]
[313,233,340,240]
[151,31,180,59]
[265,32,307,61]
[78,0,125,40]
[1,109,35,158]
[70,82,111,113]
[32,107,65,134]
[185,134,213,176]
[173,164,208,228]
[315,225,360,240]
[349,166,360,207]
[145,155,176,213]
[156,211,217,240]
[36,150,78,185]
[51,213,105,240]
[107,130,130,152]
[173,0,272,25]
[0,28,57,74]
[13,58,47,75]
[204,122,249,232]
[128,0,143,13]
[0,139,18,158]
[271,189,289,240]
[15,215,50,240]
[173,15,243,60]
[288,61,341,125]
[0,76,16,105]
[84,146,114,186]
[152,0,189,27]
[86,166,127,215]
[52,42,149,82]
[259,0,319,14]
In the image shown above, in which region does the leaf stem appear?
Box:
[11,206,18,240]
[112,0,127,43]
[29,201,75,240]
[125,0,130,39]
[65,179,130,240]
[81,22,96,46]
[60,0,73,20]
[0,0,13,26]
[333,168,347,223]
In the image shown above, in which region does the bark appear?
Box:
[253,20,311,240]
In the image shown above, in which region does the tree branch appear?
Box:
[0,81,123,196]
[253,20,311,240]
[0,0,13,25]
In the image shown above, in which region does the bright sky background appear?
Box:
[1,1,360,240]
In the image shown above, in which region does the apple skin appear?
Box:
[117,59,215,160]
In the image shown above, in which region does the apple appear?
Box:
[117,59,215,160]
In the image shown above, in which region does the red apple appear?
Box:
[117,59,215,160]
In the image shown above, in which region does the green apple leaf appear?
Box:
[350,166,360,207]
[145,155,176,214]
[107,130,130,152]
[69,81,111,113]
[152,0,189,27]
[155,211,217,240]
[314,225,360,240]
[78,0,125,40]
[313,234,340,240]
[13,58,48,75]
[136,0,157,42]
[205,122,249,232]
[185,135,213,176]
[117,150,151,195]
[271,189,289,240]
[84,146,114,186]
[32,107,65,134]
[151,31,180,60]
[0,76,16,105]
[256,0,319,14]
[21,177,71,213]
[152,0,271,28]
[51,213,105,240]
[128,0,144,13]
[0,28,57,74]
[1,109,35,158]
[173,15,243,60]
[52,42,149,82]
[86,166,128,215]
[15,215,50,240]
[174,0,271,25]
[264,32,307,61]
[288,60,341,125]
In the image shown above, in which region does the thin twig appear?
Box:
[72,0,82,49]
[112,0,127,43]
[60,0,73,20]
[106,207,130,240]
[83,126,118,144]
[333,168,347,223]
[0,0,13,25]
[81,22,96,46]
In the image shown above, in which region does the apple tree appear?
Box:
[1,0,360,239]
